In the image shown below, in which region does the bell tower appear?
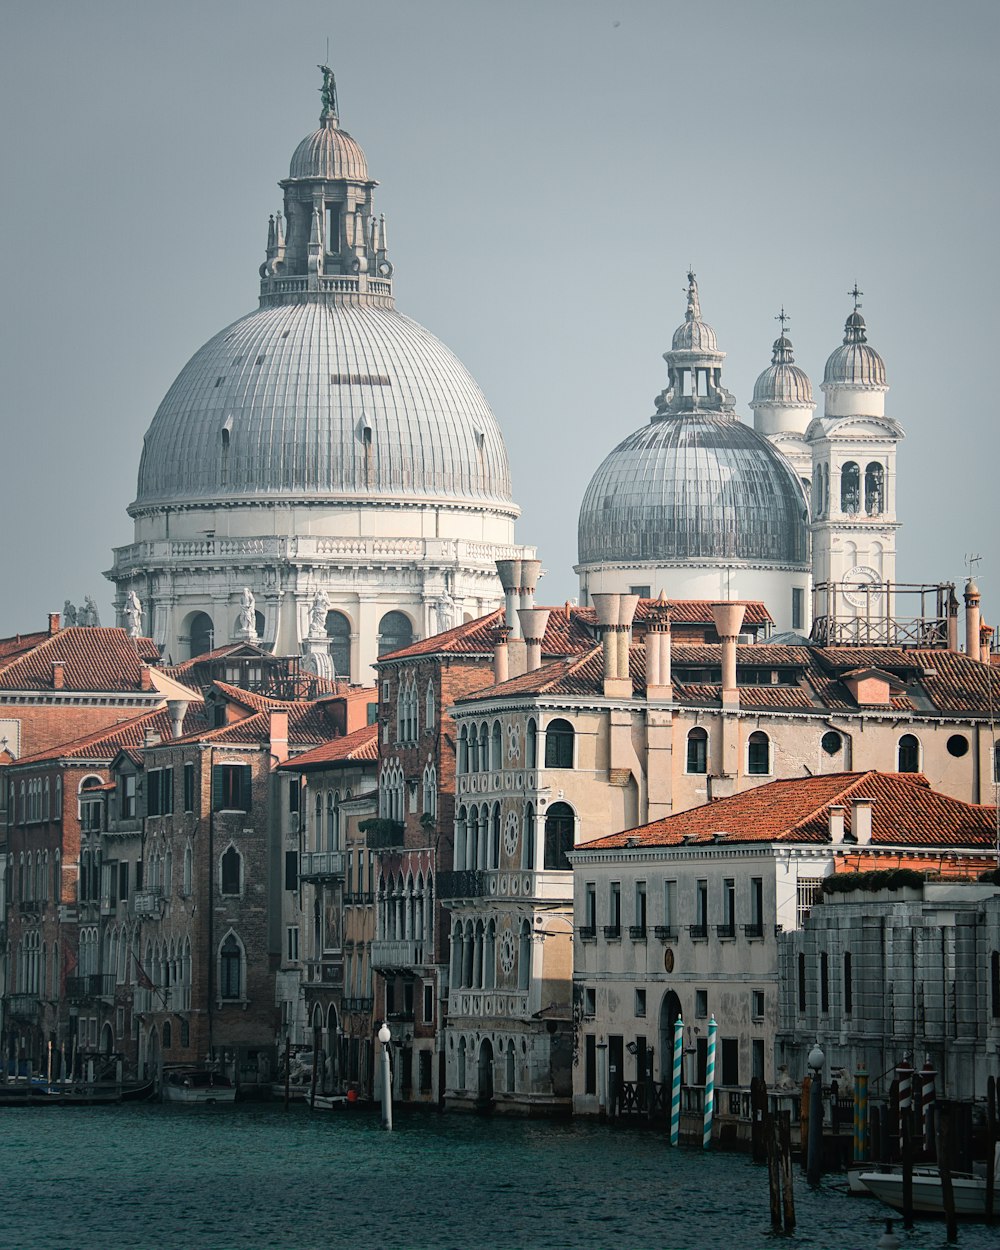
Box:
[807,289,904,620]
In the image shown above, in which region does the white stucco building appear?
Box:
[107,69,531,678]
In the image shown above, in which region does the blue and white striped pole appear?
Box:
[703,1014,717,1150]
[670,1014,683,1147]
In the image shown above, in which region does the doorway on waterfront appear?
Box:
[477,1039,494,1105]
[658,990,682,1083]
[101,1023,114,1057]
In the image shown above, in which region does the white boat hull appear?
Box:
[859,1170,999,1217]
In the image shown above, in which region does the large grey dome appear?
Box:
[578,413,809,566]
[132,300,515,512]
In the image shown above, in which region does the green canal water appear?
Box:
[1,1102,996,1250]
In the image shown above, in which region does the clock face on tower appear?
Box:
[842,564,882,608]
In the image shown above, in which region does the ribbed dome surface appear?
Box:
[671,317,719,353]
[823,309,887,386]
[823,343,887,386]
[133,301,514,511]
[578,414,809,566]
[289,121,369,181]
[752,363,813,404]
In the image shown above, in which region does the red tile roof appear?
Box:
[280,723,380,769]
[0,631,48,662]
[171,701,338,748]
[210,681,288,713]
[13,705,209,766]
[0,627,161,693]
[578,772,999,852]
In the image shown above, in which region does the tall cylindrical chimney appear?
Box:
[965,579,981,658]
[947,588,960,653]
[519,560,543,615]
[167,699,189,740]
[616,595,640,680]
[981,622,994,666]
[645,591,672,696]
[517,609,550,672]
[496,559,523,638]
[711,602,747,700]
[591,593,621,680]
[493,626,511,685]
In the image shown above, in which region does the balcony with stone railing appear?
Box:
[370,938,428,972]
[448,988,529,1020]
[4,993,41,1020]
[66,973,116,1003]
[438,868,570,906]
[299,850,346,881]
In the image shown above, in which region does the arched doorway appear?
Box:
[477,1038,494,1106]
[658,990,683,1083]
[146,1026,160,1082]
[326,1002,341,1091]
[101,1023,114,1057]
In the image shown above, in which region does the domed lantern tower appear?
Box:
[806,287,904,626]
[576,273,812,633]
[107,69,530,676]
[750,309,815,493]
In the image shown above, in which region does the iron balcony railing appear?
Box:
[742,922,765,939]
[66,973,115,1002]
[629,925,647,941]
[689,924,708,941]
[5,993,42,1018]
[436,870,486,899]
[653,925,678,941]
[716,923,736,940]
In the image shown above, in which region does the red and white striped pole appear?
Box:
[896,1055,914,1154]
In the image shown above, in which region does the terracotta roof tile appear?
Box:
[13,706,209,765]
[280,723,380,769]
[0,627,160,693]
[578,772,998,852]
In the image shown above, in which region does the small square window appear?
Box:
[695,989,708,1019]
[634,989,646,1018]
[583,987,596,1018]
[752,990,765,1020]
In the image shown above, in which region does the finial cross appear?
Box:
[775,307,789,334]
[849,283,863,310]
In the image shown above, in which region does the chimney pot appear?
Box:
[828,804,846,842]
[139,664,153,691]
[269,708,290,763]
[48,613,60,636]
[166,699,189,740]
[850,796,875,845]
[51,660,65,690]
[516,609,550,672]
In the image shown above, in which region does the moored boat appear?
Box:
[162,1069,236,1105]
[859,1168,1000,1217]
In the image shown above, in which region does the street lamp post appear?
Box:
[807,1041,825,1186]
[378,1022,393,1131]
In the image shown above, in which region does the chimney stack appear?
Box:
[644,591,672,699]
[48,612,60,636]
[980,621,994,666]
[592,593,637,697]
[166,699,189,740]
[517,609,550,673]
[947,588,960,653]
[269,709,289,764]
[496,559,523,638]
[519,560,543,616]
[851,796,875,845]
[139,664,154,691]
[51,660,65,690]
[711,602,747,704]
[965,579,981,658]
[827,804,846,842]
[492,626,511,685]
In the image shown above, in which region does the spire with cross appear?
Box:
[849,283,863,311]
[775,306,790,335]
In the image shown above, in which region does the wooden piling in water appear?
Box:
[283,1036,291,1111]
[778,1110,796,1233]
[765,1114,781,1232]
[986,1076,996,1225]
[937,1102,958,1244]
[750,1077,767,1164]
[900,1111,914,1230]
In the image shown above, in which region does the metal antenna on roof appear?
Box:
[965,552,982,580]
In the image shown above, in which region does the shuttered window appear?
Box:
[212,764,253,812]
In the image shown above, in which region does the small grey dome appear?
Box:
[289,119,369,182]
[752,334,814,405]
[578,414,809,566]
[823,309,886,387]
[133,301,514,513]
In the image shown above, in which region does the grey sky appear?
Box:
[2,0,997,637]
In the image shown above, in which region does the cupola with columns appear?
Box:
[751,309,815,491]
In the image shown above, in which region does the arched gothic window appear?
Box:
[747,731,771,776]
[544,719,574,770]
[220,934,243,999]
[525,719,537,770]
[897,734,920,773]
[686,727,708,774]
[543,802,575,870]
[220,846,241,896]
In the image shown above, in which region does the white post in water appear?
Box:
[670,1015,684,1146]
[378,1022,393,1131]
[703,1015,717,1150]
